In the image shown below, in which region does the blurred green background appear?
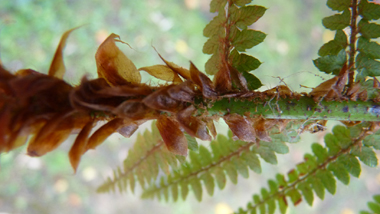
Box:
[1,0,380,214]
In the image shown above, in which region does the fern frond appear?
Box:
[360,194,380,214]
[141,121,303,202]
[236,123,380,214]
[97,122,185,193]
[203,0,266,91]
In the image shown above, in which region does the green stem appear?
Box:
[205,96,380,121]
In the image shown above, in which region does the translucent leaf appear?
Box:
[261,140,289,154]
[328,162,350,185]
[312,143,329,163]
[358,37,380,59]
[232,0,251,6]
[156,116,188,156]
[199,145,213,166]
[359,19,380,39]
[180,181,189,200]
[138,65,182,83]
[201,171,215,196]
[233,157,249,178]
[210,0,227,13]
[231,5,267,30]
[241,152,261,174]
[48,27,80,79]
[297,183,314,206]
[95,34,141,86]
[189,150,202,170]
[326,0,351,11]
[205,53,220,75]
[359,0,380,20]
[257,146,277,165]
[276,174,287,189]
[313,49,347,75]
[203,35,220,54]
[224,162,238,184]
[212,167,227,189]
[171,184,179,202]
[232,29,266,52]
[322,9,350,30]
[317,170,336,195]
[203,12,225,37]
[337,154,361,177]
[190,178,202,201]
[185,133,198,152]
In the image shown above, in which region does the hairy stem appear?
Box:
[205,96,380,121]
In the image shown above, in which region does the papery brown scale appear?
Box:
[228,64,248,92]
[249,117,271,142]
[85,118,125,151]
[156,51,191,80]
[167,81,198,103]
[48,27,80,79]
[113,100,159,120]
[156,115,188,156]
[69,120,94,173]
[374,77,380,89]
[138,65,183,84]
[213,63,232,94]
[117,121,139,138]
[0,105,11,152]
[346,82,361,101]
[358,89,368,101]
[143,85,183,112]
[95,33,141,86]
[70,78,123,112]
[27,118,74,157]
[309,76,340,101]
[9,74,62,98]
[205,118,217,138]
[223,114,256,142]
[97,84,154,97]
[177,105,211,141]
[189,62,217,98]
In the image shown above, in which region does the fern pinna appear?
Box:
[1,0,380,213]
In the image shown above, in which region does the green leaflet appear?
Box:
[322,9,350,30]
[236,124,378,214]
[242,72,263,91]
[185,133,199,152]
[359,19,380,39]
[356,53,380,76]
[318,30,348,56]
[326,0,351,11]
[361,195,380,214]
[232,29,266,52]
[313,49,347,75]
[357,37,380,59]
[230,5,267,30]
[359,0,380,20]
[203,0,266,84]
